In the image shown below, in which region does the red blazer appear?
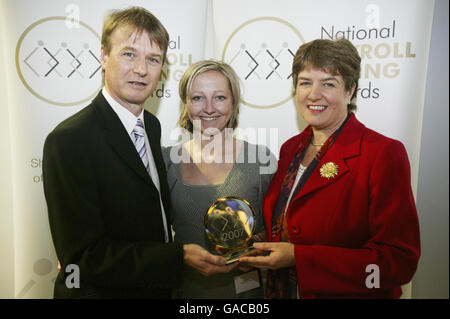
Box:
[264,114,420,298]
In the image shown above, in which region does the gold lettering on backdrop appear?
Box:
[320,17,418,101]
[353,42,416,79]
[161,53,193,81]
[152,35,193,99]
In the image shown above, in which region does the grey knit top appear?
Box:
[162,141,277,299]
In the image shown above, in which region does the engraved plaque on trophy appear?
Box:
[204,196,256,264]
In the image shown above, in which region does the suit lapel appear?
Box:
[144,111,174,241]
[144,111,165,185]
[105,128,156,188]
[295,146,351,199]
[292,115,364,202]
[92,92,156,189]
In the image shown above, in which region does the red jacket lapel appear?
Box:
[264,115,367,238]
[292,115,364,202]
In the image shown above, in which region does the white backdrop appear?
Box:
[0,0,434,298]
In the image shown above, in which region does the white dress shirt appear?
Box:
[102,88,169,242]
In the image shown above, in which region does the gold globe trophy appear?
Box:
[204,196,256,264]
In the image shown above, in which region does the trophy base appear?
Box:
[224,246,256,264]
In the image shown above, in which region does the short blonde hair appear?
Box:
[178,60,241,132]
[102,7,169,62]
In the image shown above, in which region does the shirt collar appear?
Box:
[102,87,144,136]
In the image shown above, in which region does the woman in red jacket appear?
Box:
[239,38,421,298]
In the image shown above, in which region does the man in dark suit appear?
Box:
[43,7,232,299]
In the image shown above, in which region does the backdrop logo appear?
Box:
[222,17,305,109]
[15,16,101,106]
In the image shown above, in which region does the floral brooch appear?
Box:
[320,162,339,179]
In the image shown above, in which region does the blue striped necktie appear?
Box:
[132,119,151,175]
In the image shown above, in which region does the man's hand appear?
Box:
[238,242,295,270]
[183,244,237,276]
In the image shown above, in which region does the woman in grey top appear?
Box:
[162,60,277,298]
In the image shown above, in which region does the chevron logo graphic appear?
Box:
[16,17,102,106]
[222,17,305,109]
[23,41,101,79]
[232,43,295,81]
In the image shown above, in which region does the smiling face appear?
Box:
[296,67,355,136]
[100,24,163,114]
[186,70,233,135]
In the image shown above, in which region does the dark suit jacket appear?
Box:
[43,91,183,298]
[264,114,420,298]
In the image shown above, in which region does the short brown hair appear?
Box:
[292,38,361,112]
[101,7,169,61]
[178,60,241,133]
